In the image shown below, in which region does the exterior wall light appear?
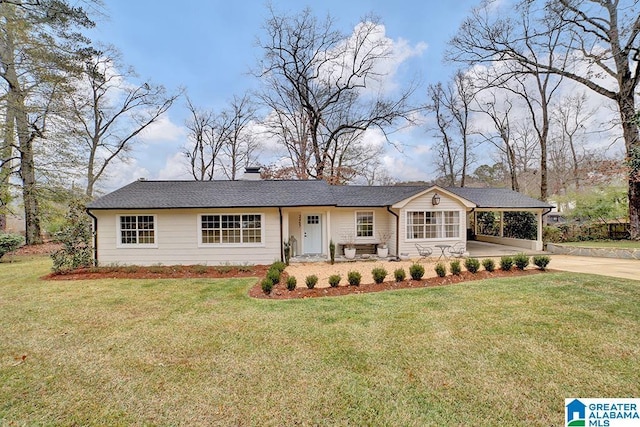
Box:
[432,193,441,206]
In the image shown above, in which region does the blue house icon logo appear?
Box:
[566,399,586,426]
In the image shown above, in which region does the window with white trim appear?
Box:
[119,215,155,245]
[200,214,262,244]
[356,211,374,238]
[406,211,460,239]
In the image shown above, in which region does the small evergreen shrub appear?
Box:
[482,258,495,272]
[286,276,297,291]
[464,258,480,274]
[394,268,406,282]
[305,274,318,289]
[450,260,462,275]
[409,263,425,280]
[271,261,287,273]
[347,270,362,286]
[533,255,551,270]
[434,263,447,277]
[329,240,336,265]
[328,274,341,287]
[371,267,387,284]
[267,268,281,284]
[261,278,273,294]
[216,264,233,274]
[500,256,514,271]
[0,233,23,260]
[513,253,530,270]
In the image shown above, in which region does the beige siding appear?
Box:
[328,208,396,255]
[398,191,467,258]
[93,208,282,266]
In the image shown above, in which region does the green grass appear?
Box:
[558,240,640,249]
[1,256,639,425]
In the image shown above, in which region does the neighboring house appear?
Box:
[86,176,553,266]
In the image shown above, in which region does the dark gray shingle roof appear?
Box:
[87,180,337,209]
[87,180,552,210]
[445,187,553,209]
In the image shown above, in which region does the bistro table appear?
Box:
[434,244,451,261]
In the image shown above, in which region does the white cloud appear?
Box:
[93,157,150,195]
[139,114,188,143]
[156,152,192,180]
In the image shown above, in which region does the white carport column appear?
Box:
[326,210,331,260]
[536,210,543,251]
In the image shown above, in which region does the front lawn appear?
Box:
[1,256,639,425]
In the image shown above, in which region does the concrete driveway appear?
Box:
[549,255,640,281]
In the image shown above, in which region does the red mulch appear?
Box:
[248,268,548,299]
[44,264,270,281]
[35,249,548,300]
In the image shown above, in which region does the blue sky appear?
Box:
[88,1,483,190]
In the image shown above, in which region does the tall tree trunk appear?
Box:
[1,95,15,231]
[619,96,639,239]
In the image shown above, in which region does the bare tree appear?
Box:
[256,6,417,183]
[66,48,179,196]
[428,82,459,186]
[549,93,595,193]
[475,94,520,191]
[220,95,258,180]
[427,71,476,186]
[448,0,640,237]
[184,97,224,181]
[184,94,258,181]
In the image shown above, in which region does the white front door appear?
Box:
[304,214,322,254]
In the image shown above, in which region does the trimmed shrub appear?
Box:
[500,256,514,271]
[329,240,336,265]
[371,267,387,284]
[464,258,480,274]
[450,260,462,275]
[409,263,425,280]
[347,270,362,286]
[434,263,447,277]
[286,276,297,291]
[394,268,406,282]
[305,275,318,289]
[261,278,273,294]
[328,274,341,287]
[267,268,281,284]
[482,258,496,272]
[0,233,23,260]
[271,261,287,273]
[513,253,530,270]
[533,255,551,270]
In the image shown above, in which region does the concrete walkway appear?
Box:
[548,254,640,281]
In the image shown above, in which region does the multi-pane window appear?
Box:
[120,215,155,245]
[356,211,374,237]
[201,214,262,244]
[406,211,460,239]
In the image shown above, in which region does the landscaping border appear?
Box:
[546,243,640,260]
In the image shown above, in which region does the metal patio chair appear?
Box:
[415,243,433,261]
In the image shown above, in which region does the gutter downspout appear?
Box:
[386,206,399,260]
[279,207,284,262]
[86,209,98,266]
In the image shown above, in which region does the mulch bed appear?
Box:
[44,265,270,281]
[248,268,548,299]
[34,249,548,300]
